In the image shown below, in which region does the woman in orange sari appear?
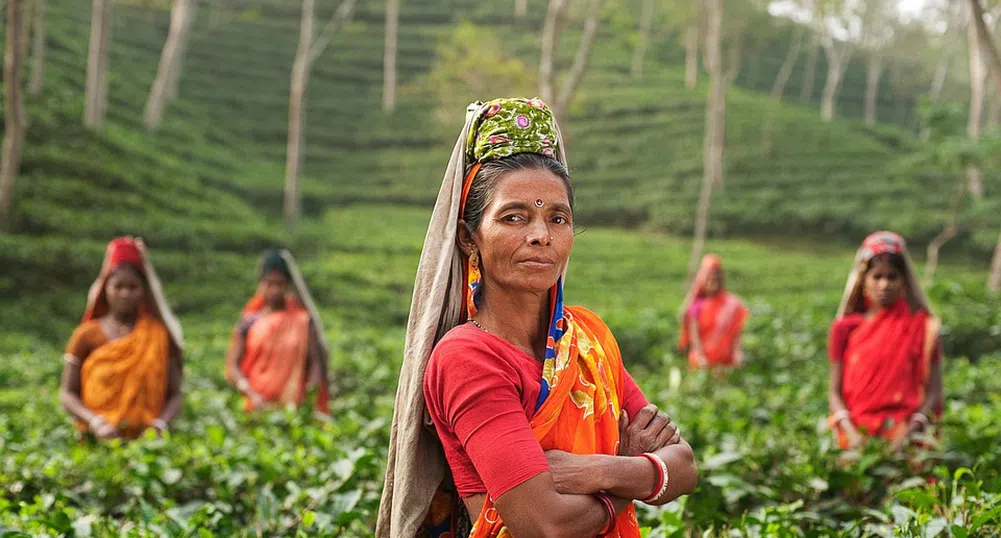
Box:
[827,231,943,451]
[59,237,184,441]
[377,98,698,538]
[225,250,330,415]
[678,254,749,370]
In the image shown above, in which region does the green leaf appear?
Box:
[303,510,316,528]
[951,525,969,538]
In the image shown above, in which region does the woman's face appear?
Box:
[864,257,905,308]
[262,271,289,308]
[703,269,723,296]
[464,168,574,297]
[105,266,145,316]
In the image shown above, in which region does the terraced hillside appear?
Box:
[2,0,999,341]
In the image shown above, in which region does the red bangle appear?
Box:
[639,453,665,502]
[594,492,616,535]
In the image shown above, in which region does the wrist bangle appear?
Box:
[639,453,670,503]
[829,410,851,428]
[594,492,616,535]
[88,415,106,431]
[236,378,250,392]
[910,412,930,427]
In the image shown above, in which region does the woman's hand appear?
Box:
[842,422,866,450]
[544,450,600,495]
[89,415,120,441]
[618,404,680,457]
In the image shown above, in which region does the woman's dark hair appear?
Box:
[867,252,907,276]
[462,153,574,233]
[110,263,147,284]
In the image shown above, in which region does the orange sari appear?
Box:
[231,294,328,413]
[466,306,641,538]
[77,313,171,438]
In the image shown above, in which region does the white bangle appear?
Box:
[236,378,250,392]
[88,415,107,431]
[641,452,670,503]
[910,412,930,427]
[63,354,81,367]
[152,418,168,431]
[832,410,851,425]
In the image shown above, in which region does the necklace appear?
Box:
[468,319,488,332]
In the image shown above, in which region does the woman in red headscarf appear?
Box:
[678,254,749,371]
[59,237,184,441]
[828,231,943,451]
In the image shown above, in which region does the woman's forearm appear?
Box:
[575,442,698,503]
[494,474,625,538]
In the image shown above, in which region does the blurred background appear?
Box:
[1,0,1000,536]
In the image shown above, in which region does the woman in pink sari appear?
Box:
[678,254,749,370]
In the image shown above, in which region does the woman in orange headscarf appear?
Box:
[225,249,330,415]
[59,237,184,441]
[678,254,749,371]
[377,98,697,538]
[827,231,943,451]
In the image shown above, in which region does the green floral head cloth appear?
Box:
[465,97,560,164]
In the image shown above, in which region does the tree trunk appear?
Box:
[800,31,818,102]
[515,0,527,19]
[689,0,723,282]
[382,0,399,112]
[820,42,849,122]
[967,0,1001,93]
[930,60,947,102]
[924,182,967,286]
[285,0,314,231]
[554,0,604,123]
[630,0,655,78]
[0,0,26,230]
[988,224,1001,293]
[770,27,802,102]
[84,0,112,130]
[684,20,698,89]
[143,0,197,131]
[539,0,567,104]
[988,89,1001,128]
[165,0,196,102]
[27,0,43,95]
[723,37,743,86]
[863,53,882,127]
[967,11,986,199]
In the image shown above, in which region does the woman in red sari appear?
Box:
[377,98,697,538]
[225,250,330,415]
[828,231,943,451]
[678,254,748,370]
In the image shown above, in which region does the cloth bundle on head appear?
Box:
[376,98,567,538]
[83,237,184,350]
[836,231,930,318]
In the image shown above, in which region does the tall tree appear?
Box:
[515,0,527,19]
[859,0,893,127]
[771,25,803,102]
[967,3,990,199]
[143,0,199,130]
[1,0,27,229]
[967,0,1001,291]
[539,0,606,125]
[799,30,819,101]
[382,0,399,112]
[688,0,723,281]
[84,0,112,130]
[630,0,656,78]
[285,0,357,229]
[27,0,44,95]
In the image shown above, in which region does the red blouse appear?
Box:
[424,322,650,500]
